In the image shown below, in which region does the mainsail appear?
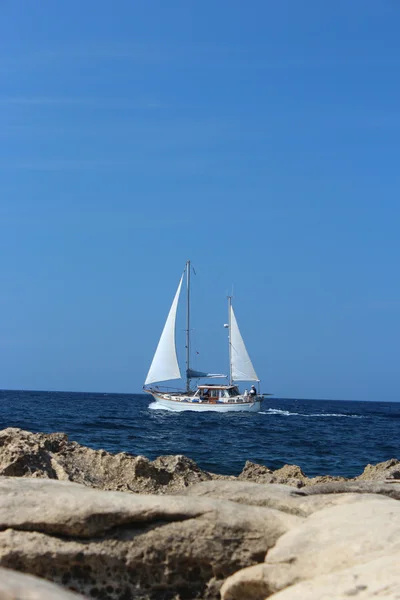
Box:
[144,275,183,385]
[230,305,259,382]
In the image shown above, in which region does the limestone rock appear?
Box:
[238,461,306,488]
[0,428,398,494]
[238,459,400,489]
[272,464,307,481]
[221,496,400,600]
[0,428,213,494]
[302,480,400,501]
[181,480,389,517]
[268,553,400,599]
[0,477,301,599]
[1,428,400,600]
[308,474,348,485]
[265,497,400,590]
[220,563,285,600]
[181,480,306,512]
[356,458,400,482]
[238,461,347,488]
[238,461,273,481]
[0,566,86,599]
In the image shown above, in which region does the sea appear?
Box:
[0,390,398,479]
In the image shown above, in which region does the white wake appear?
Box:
[260,408,362,418]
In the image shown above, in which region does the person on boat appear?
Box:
[202,388,209,400]
[249,385,257,397]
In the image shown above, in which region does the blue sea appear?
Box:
[0,390,398,479]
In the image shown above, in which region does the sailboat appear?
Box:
[143,261,263,412]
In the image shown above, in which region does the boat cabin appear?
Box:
[196,384,240,400]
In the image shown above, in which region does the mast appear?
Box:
[228,295,232,385]
[186,260,191,392]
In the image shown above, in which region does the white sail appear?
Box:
[230,305,259,381]
[144,275,183,385]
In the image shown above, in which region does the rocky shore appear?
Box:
[0,428,399,599]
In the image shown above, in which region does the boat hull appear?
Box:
[148,392,262,412]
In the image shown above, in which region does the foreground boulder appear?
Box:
[221,493,400,599]
[0,477,300,599]
[268,553,400,599]
[1,476,400,599]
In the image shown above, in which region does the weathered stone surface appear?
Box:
[269,553,400,599]
[181,480,389,517]
[221,496,400,600]
[238,461,306,488]
[0,477,301,599]
[356,458,400,482]
[238,460,348,488]
[0,566,86,599]
[238,458,400,488]
[182,480,306,512]
[0,428,398,494]
[220,563,283,600]
[0,428,214,494]
[1,428,400,600]
[265,497,400,589]
[238,461,273,480]
[302,480,400,501]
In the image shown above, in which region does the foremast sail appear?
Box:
[145,262,221,388]
[229,300,259,383]
[144,274,184,386]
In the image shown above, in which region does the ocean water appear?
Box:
[0,390,398,479]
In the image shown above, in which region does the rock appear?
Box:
[180,480,389,517]
[221,496,400,600]
[1,428,400,599]
[0,477,301,599]
[268,553,400,599]
[356,458,400,482]
[272,464,307,481]
[0,429,68,480]
[302,480,400,501]
[238,459,400,488]
[308,474,348,485]
[0,428,213,494]
[0,566,86,599]
[238,461,273,481]
[238,461,347,488]
[181,480,307,512]
[238,461,306,488]
[0,428,398,494]
[265,497,400,593]
[220,563,280,600]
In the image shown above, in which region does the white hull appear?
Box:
[148,392,262,413]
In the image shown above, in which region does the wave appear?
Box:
[260,408,297,416]
[309,413,363,418]
[151,404,364,418]
[148,402,169,411]
[148,402,217,413]
[260,408,363,418]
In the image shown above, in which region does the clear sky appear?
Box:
[1,1,399,401]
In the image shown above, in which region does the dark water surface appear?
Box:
[0,390,398,478]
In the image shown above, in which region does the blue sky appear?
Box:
[1,1,399,400]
